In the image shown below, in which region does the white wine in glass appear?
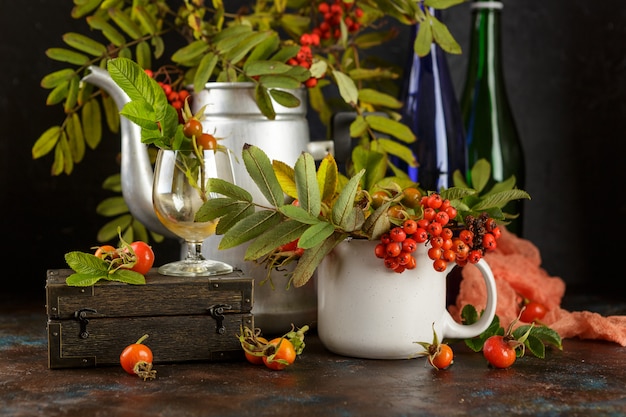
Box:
[152,148,235,276]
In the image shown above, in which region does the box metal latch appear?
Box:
[74,308,97,339]
[207,304,232,334]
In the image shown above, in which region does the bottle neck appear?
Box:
[467,1,503,82]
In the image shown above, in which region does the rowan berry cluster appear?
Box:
[375,193,501,273]
[313,1,363,40]
[289,1,364,89]
[289,33,321,88]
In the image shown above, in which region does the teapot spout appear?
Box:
[82,66,175,238]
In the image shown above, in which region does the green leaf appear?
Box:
[66,273,105,287]
[97,214,132,242]
[244,220,309,260]
[258,74,302,89]
[245,60,295,77]
[219,210,282,249]
[64,75,80,112]
[242,144,284,207]
[135,40,152,70]
[469,159,492,192]
[32,126,62,159]
[273,160,297,199]
[294,152,321,216]
[471,189,531,211]
[351,146,386,191]
[62,32,107,56]
[86,15,126,47]
[349,115,368,138]
[225,31,272,64]
[333,70,358,105]
[522,334,546,359]
[194,53,218,92]
[278,205,320,225]
[430,13,462,55]
[67,112,85,163]
[331,169,365,227]
[254,84,276,120]
[361,201,391,240]
[41,69,76,89]
[292,231,346,288]
[96,196,129,217]
[414,18,433,57]
[376,138,416,166]
[65,251,109,275]
[82,98,102,149]
[134,5,158,35]
[71,0,101,18]
[246,33,280,63]
[108,7,143,39]
[171,40,210,65]
[298,222,336,249]
[317,154,339,204]
[440,186,477,202]
[102,93,120,134]
[215,202,260,235]
[107,57,160,105]
[119,100,158,130]
[45,48,89,65]
[365,115,416,143]
[207,178,253,201]
[107,269,146,285]
[358,88,403,109]
[195,198,250,223]
[269,89,301,108]
[46,81,69,105]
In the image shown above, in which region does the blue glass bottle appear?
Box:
[400,10,467,191]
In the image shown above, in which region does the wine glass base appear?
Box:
[157,259,234,277]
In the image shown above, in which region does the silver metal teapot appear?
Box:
[83,66,333,334]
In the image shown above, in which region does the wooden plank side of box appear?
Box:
[48,312,253,369]
[46,269,253,320]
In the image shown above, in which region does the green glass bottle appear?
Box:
[460,0,526,236]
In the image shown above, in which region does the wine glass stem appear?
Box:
[185,241,206,261]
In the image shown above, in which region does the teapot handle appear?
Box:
[439,259,498,339]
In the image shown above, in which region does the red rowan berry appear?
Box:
[374,243,386,258]
[459,229,474,245]
[428,222,443,236]
[427,194,443,209]
[445,206,458,219]
[402,238,418,253]
[413,228,428,243]
[402,219,418,235]
[434,211,450,225]
[468,250,483,264]
[482,233,497,251]
[384,257,400,270]
[430,236,444,249]
[428,247,442,261]
[433,259,448,272]
[389,227,407,242]
[386,242,402,258]
[397,252,412,266]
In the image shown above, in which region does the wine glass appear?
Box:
[152,148,235,276]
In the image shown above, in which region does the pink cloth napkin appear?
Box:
[448,227,626,346]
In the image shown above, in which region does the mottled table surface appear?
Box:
[1,294,625,417]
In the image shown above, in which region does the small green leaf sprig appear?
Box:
[64,230,148,287]
[461,305,563,360]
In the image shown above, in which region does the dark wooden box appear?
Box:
[46,269,253,369]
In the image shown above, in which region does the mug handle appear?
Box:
[439,258,498,339]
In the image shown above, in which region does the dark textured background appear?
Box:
[1,1,625,299]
